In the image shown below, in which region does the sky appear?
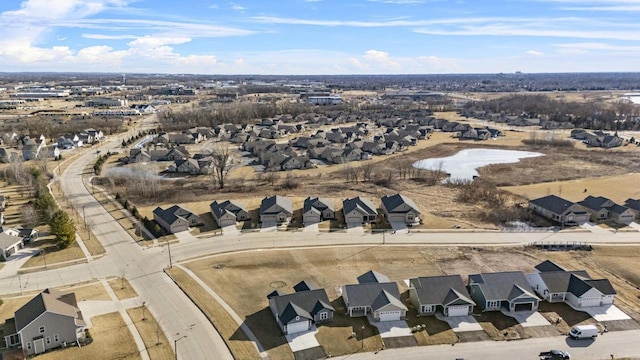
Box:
[0,0,639,75]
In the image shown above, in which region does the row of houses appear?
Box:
[0,129,104,163]
[268,260,616,335]
[570,129,624,148]
[529,194,638,226]
[153,194,421,234]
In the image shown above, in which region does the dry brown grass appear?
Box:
[0,182,32,228]
[164,267,261,360]
[126,306,174,360]
[21,239,86,269]
[62,281,110,302]
[108,278,138,300]
[38,312,141,360]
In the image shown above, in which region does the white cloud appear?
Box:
[526,50,545,56]
[367,0,428,3]
[82,33,138,40]
[230,3,246,12]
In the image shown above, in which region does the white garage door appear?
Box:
[447,305,469,317]
[379,311,401,322]
[346,215,362,226]
[287,321,309,334]
[580,297,601,307]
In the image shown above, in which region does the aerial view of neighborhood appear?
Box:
[1,1,640,360]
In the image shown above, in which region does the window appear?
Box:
[46,337,51,344]
[295,316,300,321]
[27,342,32,350]
[8,334,20,346]
[487,301,500,308]
[319,312,328,320]
[54,334,59,342]
[39,326,45,333]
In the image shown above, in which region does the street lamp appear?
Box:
[167,238,173,268]
[174,334,187,360]
[141,301,146,321]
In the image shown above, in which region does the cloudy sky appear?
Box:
[1,0,639,74]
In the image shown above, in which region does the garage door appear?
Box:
[447,305,469,317]
[580,297,601,307]
[346,215,362,226]
[379,311,401,321]
[514,303,533,312]
[287,321,309,334]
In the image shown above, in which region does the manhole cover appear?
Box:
[270,281,287,288]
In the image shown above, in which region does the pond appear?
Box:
[413,148,544,182]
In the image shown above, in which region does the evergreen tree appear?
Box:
[49,210,76,249]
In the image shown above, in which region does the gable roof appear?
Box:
[260,195,293,215]
[15,289,84,331]
[270,288,334,325]
[468,271,537,301]
[357,270,390,284]
[210,200,247,219]
[343,197,377,216]
[535,260,567,273]
[578,196,614,211]
[624,198,640,212]
[153,205,192,225]
[381,193,421,214]
[410,275,475,306]
[293,280,319,292]
[343,282,407,310]
[529,195,584,215]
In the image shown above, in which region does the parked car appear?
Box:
[539,350,571,360]
[569,324,598,339]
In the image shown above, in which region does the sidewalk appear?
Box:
[0,248,39,280]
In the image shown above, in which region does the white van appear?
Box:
[569,325,598,339]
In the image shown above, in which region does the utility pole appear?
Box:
[42,248,47,268]
[361,325,365,350]
[174,335,187,360]
[167,239,173,268]
[142,301,147,321]
[83,205,87,228]
[18,275,23,295]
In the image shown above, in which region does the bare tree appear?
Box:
[35,149,50,175]
[265,168,280,186]
[8,155,29,185]
[20,203,40,228]
[209,144,233,189]
[395,159,412,180]
[361,161,375,182]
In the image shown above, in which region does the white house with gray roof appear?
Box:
[260,195,293,225]
[409,275,475,317]
[153,205,200,234]
[268,281,334,335]
[526,260,616,308]
[342,197,378,227]
[0,230,25,260]
[3,289,86,356]
[302,197,335,226]
[380,193,421,225]
[528,195,589,225]
[468,271,539,313]
[210,200,249,228]
[578,195,636,224]
[341,270,407,322]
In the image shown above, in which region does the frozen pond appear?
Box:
[413,148,543,182]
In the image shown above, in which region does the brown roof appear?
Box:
[15,289,84,331]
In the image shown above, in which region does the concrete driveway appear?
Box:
[285,328,320,352]
[174,230,198,244]
[389,222,409,234]
[583,305,631,321]
[503,311,550,327]
[0,248,39,279]
[367,317,412,338]
[346,224,364,234]
[580,222,612,235]
[628,222,640,231]
[302,223,319,233]
[221,225,240,236]
[260,222,278,232]
[436,314,483,332]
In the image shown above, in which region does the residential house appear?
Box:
[302,197,335,226]
[341,270,407,322]
[2,288,86,355]
[380,193,421,226]
[0,148,21,163]
[526,260,616,308]
[342,197,378,226]
[268,281,334,335]
[210,200,249,227]
[409,275,475,317]
[468,271,539,313]
[528,195,590,225]
[21,136,46,161]
[624,198,640,217]
[0,229,26,260]
[152,205,200,234]
[586,134,623,148]
[578,196,636,224]
[260,195,293,225]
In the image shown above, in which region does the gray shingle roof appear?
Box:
[343,197,377,216]
[153,205,187,225]
[371,289,406,312]
[15,289,84,331]
[343,282,406,310]
[535,260,567,273]
[468,271,537,301]
[381,193,420,214]
[357,270,390,284]
[539,271,591,293]
[0,232,22,250]
[578,196,612,211]
[210,200,247,219]
[303,197,335,214]
[294,280,319,292]
[260,195,293,215]
[410,275,475,306]
[530,195,581,215]
[271,289,334,325]
[624,198,640,212]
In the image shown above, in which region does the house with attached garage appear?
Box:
[260,195,293,225]
[526,260,616,308]
[342,270,407,322]
[342,197,378,226]
[153,205,200,234]
[210,200,249,227]
[468,271,539,313]
[409,275,476,317]
[268,280,334,335]
[380,193,421,226]
[528,195,590,226]
[624,198,640,217]
[0,229,26,260]
[2,288,86,356]
[302,197,335,226]
[578,195,636,224]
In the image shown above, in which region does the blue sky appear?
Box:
[1,0,639,74]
